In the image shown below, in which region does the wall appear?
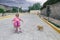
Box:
[41,2,60,20]
[30,10,41,15]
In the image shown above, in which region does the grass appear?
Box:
[48,21,60,28]
[43,18,60,28]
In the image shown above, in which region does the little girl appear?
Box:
[12,14,23,33]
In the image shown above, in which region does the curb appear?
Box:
[0,14,23,20]
[42,18,60,33]
[0,15,13,20]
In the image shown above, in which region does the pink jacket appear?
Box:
[13,17,21,27]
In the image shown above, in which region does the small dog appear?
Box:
[37,25,43,30]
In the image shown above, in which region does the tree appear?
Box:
[0,8,5,16]
[28,6,32,12]
[19,8,22,12]
[46,5,51,20]
[12,7,18,13]
[32,3,41,10]
[41,0,60,10]
[28,3,41,12]
[0,8,4,13]
[6,10,12,13]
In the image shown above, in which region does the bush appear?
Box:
[41,0,60,10]
[0,8,4,13]
[49,21,60,28]
[28,3,41,11]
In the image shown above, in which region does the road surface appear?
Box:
[0,14,60,40]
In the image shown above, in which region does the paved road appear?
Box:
[0,14,60,40]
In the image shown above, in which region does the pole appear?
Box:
[18,2,20,13]
[18,7,19,13]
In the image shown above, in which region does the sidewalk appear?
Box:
[41,15,60,26]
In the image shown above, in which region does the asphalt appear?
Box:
[0,14,60,40]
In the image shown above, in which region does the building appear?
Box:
[30,10,41,15]
[0,4,12,12]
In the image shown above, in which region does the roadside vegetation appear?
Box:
[41,0,60,10]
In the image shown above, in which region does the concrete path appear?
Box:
[0,14,60,40]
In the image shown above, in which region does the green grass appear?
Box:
[43,18,60,28]
[48,21,60,28]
